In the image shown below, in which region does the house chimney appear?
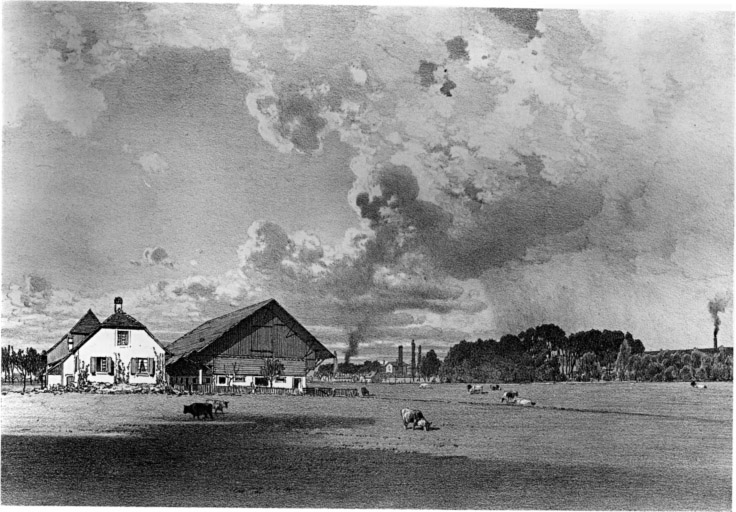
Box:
[114,296,123,313]
[398,345,403,365]
[411,340,416,380]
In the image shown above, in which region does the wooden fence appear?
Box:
[173,383,366,398]
[252,387,302,396]
[172,384,251,395]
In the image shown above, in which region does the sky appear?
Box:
[2,3,733,362]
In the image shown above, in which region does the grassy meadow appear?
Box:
[1,381,731,509]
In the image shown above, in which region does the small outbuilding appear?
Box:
[165,299,333,392]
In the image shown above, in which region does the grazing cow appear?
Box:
[206,399,229,415]
[490,384,501,391]
[401,408,431,431]
[467,384,484,395]
[512,398,536,407]
[359,387,371,397]
[419,383,431,389]
[501,391,519,403]
[183,402,214,420]
[691,381,708,389]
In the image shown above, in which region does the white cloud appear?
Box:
[138,152,169,175]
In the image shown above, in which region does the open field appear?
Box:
[1,382,732,509]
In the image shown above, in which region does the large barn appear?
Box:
[165,299,333,391]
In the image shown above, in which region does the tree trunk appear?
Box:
[22,373,27,393]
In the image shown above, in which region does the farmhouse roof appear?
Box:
[100,310,148,330]
[166,298,333,365]
[70,309,101,334]
[46,310,100,364]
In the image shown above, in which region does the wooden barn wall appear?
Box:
[212,356,313,376]
[202,304,317,360]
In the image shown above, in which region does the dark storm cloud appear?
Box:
[242,221,293,273]
[132,247,175,269]
[446,36,469,60]
[96,46,253,119]
[488,8,543,40]
[418,60,438,87]
[357,160,604,281]
[26,275,51,294]
[276,93,327,153]
[440,78,456,97]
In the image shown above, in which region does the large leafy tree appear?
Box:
[614,339,632,380]
[2,346,15,382]
[578,352,601,381]
[15,348,46,393]
[420,350,441,380]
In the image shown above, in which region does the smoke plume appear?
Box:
[345,318,371,363]
[708,296,728,341]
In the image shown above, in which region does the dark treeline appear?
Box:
[439,324,732,383]
[2,345,47,392]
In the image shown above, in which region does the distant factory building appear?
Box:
[165,299,333,391]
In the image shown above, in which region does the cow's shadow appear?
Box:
[406,425,440,432]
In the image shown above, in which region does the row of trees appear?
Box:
[440,324,733,383]
[612,342,731,382]
[1,346,47,392]
[439,326,646,383]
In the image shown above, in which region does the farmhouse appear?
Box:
[165,299,333,391]
[45,297,167,387]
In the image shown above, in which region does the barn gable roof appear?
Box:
[166,299,333,365]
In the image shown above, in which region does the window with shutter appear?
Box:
[130,358,138,375]
[148,358,155,376]
[90,357,96,375]
[99,357,107,373]
[107,357,114,375]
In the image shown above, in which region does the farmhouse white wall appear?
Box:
[61,328,164,385]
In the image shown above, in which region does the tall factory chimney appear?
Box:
[398,345,403,377]
[417,345,422,380]
[411,340,416,380]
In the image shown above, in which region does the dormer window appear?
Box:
[117,330,130,346]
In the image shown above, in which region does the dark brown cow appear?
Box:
[184,402,214,420]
